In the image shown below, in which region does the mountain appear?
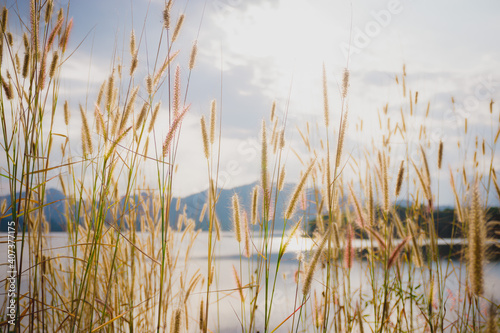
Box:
[0,182,317,232]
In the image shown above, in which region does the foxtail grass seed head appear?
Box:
[64,101,70,126]
[335,106,348,168]
[23,32,29,50]
[395,160,404,197]
[420,145,431,185]
[172,14,185,43]
[146,74,153,95]
[49,51,58,78]
[469,182,485,296]
[251,185,259,225]
[438,140,443,169]
[199,299,204,330]
[148,101,161,133]
[486,302,498,333]
[285,160,315,219]
[57,8,63,26]
[232,265,244,301]
[95,105,106,137]
[129,30,136,55]
[210,99,216,144]
[232,194,242,242]
[281,219,301,257]
[80,105,93,156]
[39,51,47,90]
[47,16,64,50]
[382,152,389,214]
[270,101,276,122]
[387,236,410,268]
[243,211,251,257]
[59,18,73,53]
[14,54,25,76]
[130,53,138,76]
[342,68,350,99]
[120,86,139,133]
[279,129,285,149]
[171,308,181,333]
[349,184,365,229]
[30,0,38,53]
[261,120,268,195]
[163,106,189,157]
[6,32,12,47]
[22,52,29,78]
[278,166,286,191]
[163,1,171,29]
[0,7,7,34]
[303,227,330,296]
[199,203,207,222]
[173,65,181,116]
[135,102,149,130]
[189,41,197,70]
[44,0,53,23]
[344,224,354,269]
[2,78,13,100]
[106,73,114,109]
[323,63,329,127]
[200,116,209,159]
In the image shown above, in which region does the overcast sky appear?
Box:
[2,0,500,205]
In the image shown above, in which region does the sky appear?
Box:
[1,0,500,206]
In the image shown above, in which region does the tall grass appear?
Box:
[1,1,499,332]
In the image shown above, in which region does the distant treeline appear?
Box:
[307,205,500,239]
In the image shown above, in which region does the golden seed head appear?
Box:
[6,32,13,47]
[438,141,443,169]
[200,116,209,159]
[162,107,188,157]
[45,0,53,23]
[22,52,29,78]
[285,160,315,220]
[303,227,330,296]
[251,185,259,225]
[261,120,268,195]
[270,101,276,122]
[130,53,138,76]
[189,41,197,70]
[209,100,216,144]
[64,100,70,126]
[135,102,149,131]
[49,51,59,78]
[129,30,136,56]
[278,166,286,191]
[344,224,354,269]
[395,160,404,197]
[1,7,7,34]
[148,101,161,133]
[79,105,93,156]
[173,66,180,117]
[60,18,73,53]
[146,74,153,95]
[163,1,171,29]
[106,73,114,109]
[342,68,350,99]
[2,78,13,100]
[469,182,485,296]
[172,14,185,43]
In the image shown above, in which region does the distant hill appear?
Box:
[0,182,316,232]
[2,184,498,240]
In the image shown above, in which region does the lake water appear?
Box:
[1,232,499,331]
